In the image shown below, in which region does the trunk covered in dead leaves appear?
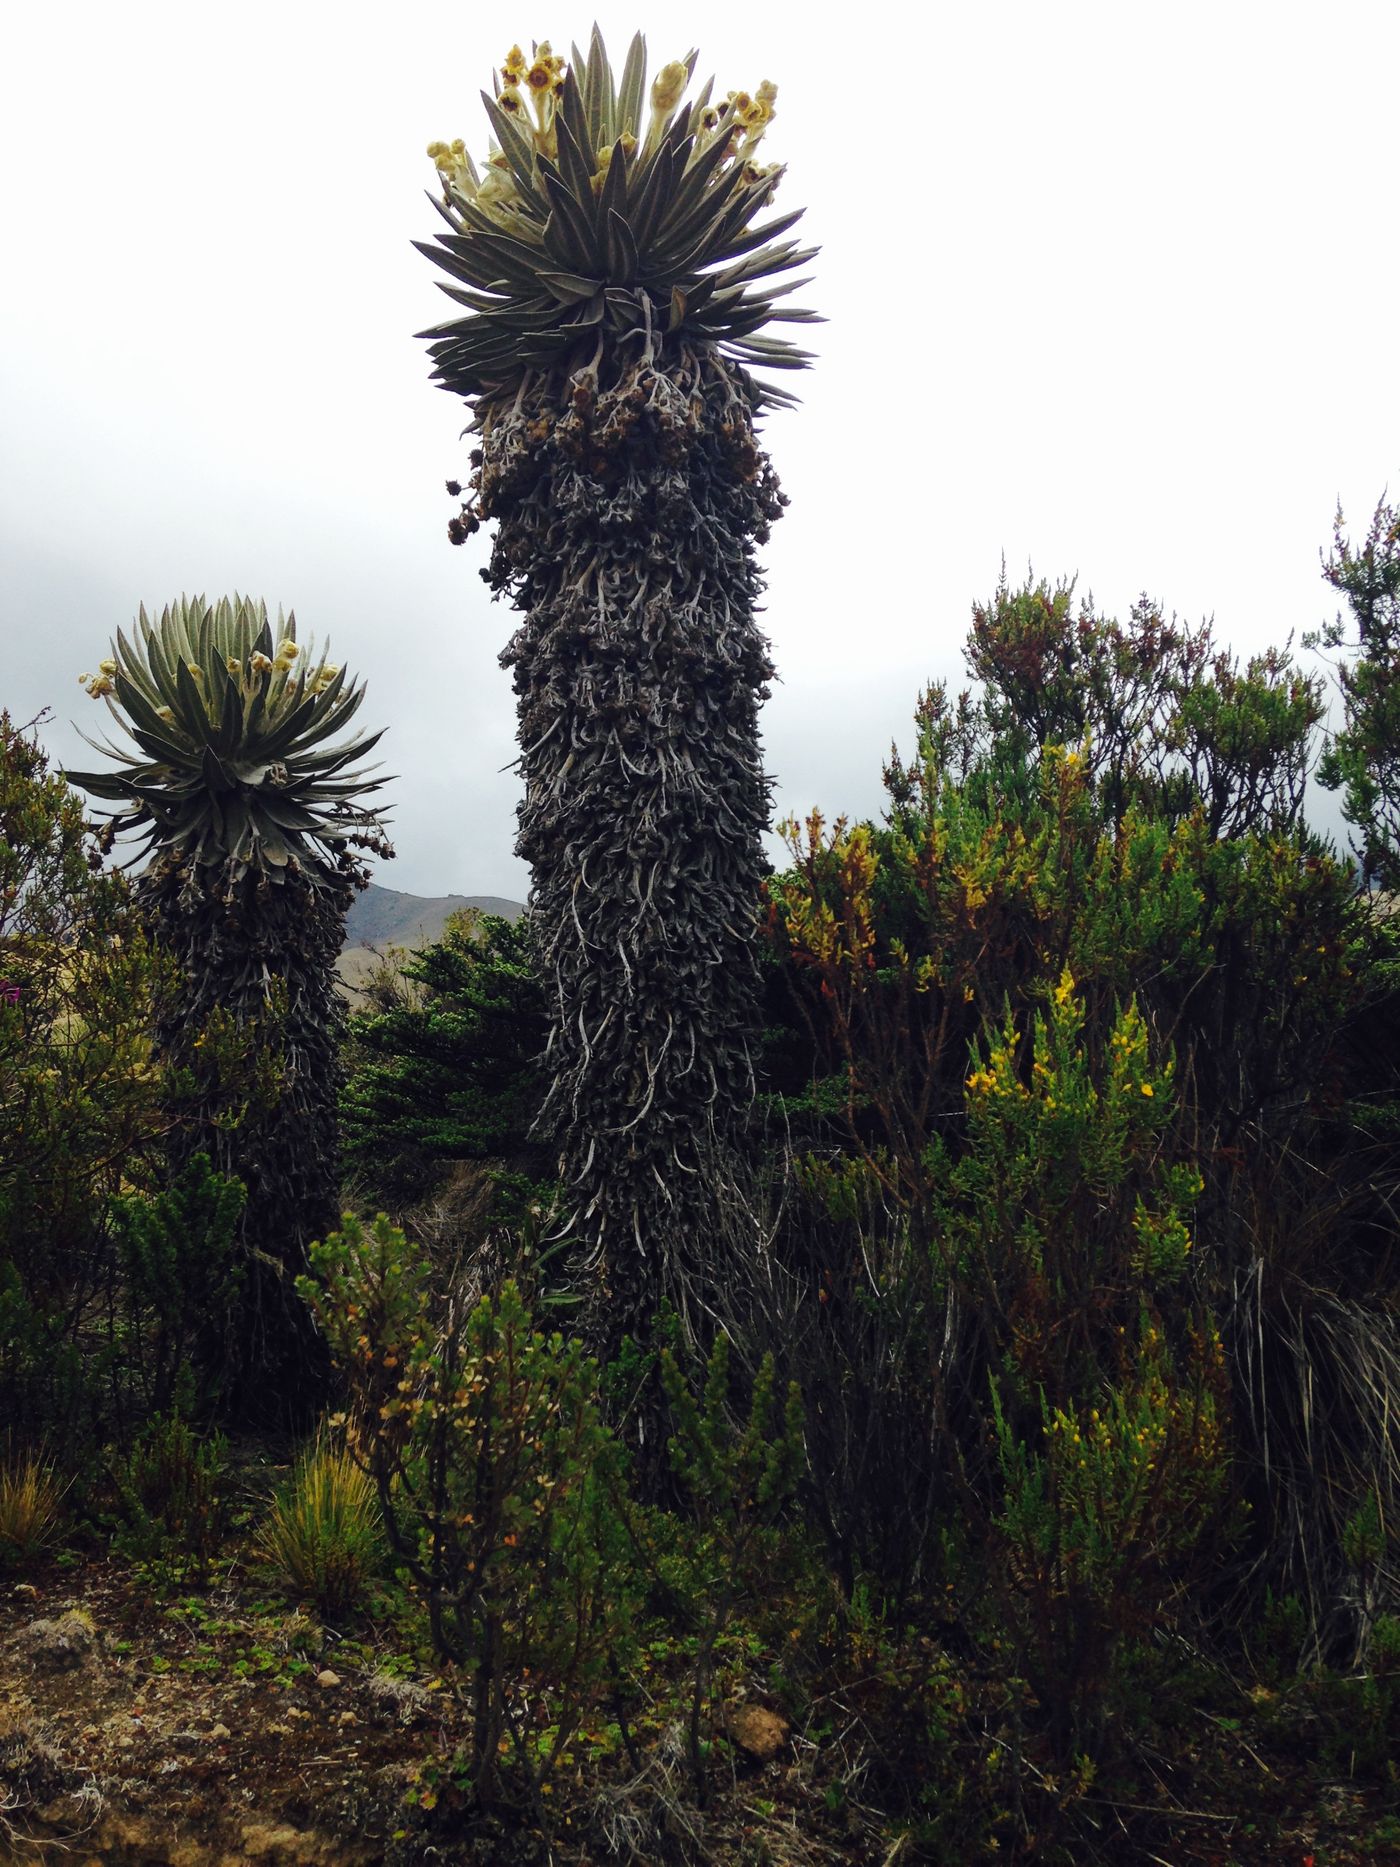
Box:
[469,341,782,1349]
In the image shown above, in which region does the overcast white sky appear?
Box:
[3,0,1396,897]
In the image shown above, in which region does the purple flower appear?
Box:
[0,982,20,1006]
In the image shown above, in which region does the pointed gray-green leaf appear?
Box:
[114,672,184,750]
[434,281,512,315]
[417,238,511,294]
[201,744,235,796]
[628,137,688,255]
[685,77,715,134]
[63,767,145,803]
[539,168,598,271]
[708,205,808,267]
[480,93,539,201]
[553,110,598,212]
[604,208,639,282]
[598,139,630,224]
[539,268,603,305]
[589,24,617,142]
[616,31,647,138]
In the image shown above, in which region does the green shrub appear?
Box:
[113,1412,228,1576]
[113,1152,245,1416]
[658,1335,805,1801]
[301,1215,632,1802]
[0,711,165,1446]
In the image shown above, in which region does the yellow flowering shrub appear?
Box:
[300,1216,630,1801]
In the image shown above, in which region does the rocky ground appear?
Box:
[3,1553,1398,1865]
[0,1555,820,1867]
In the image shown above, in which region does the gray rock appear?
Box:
[5,1608,98,1672]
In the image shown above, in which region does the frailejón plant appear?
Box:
[418,30,817,1348]
[68,596,392,1402]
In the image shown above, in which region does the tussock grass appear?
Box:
[0,1441,67,1560]
[258,1434,384,1618]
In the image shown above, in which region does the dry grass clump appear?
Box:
[0,1443,68,1562]
[257,1434,384,1618]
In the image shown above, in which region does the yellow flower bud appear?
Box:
[99,658,118,676]
[651,60,689,114]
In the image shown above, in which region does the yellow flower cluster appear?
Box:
[429,40,781,227]
[78,657,118,699]
[496,39,566,131]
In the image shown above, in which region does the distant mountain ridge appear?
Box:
[343,883,524,954]
[337,884,525,1000]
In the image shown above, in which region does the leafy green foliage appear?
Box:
[1314,491,1400,890]
[658,1335,805,1800]
[960,573,1324,835]
[0,712,166,1443]
[113,1412,230,1579]
[301,1216,631,1800]
[112,1152,245,1416]
[949,987,1232,1748]
[761,567,1393,1696]
[341,912,549,1215]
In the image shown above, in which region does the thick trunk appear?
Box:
[472,342,782,1347]
[140,856,357,1414]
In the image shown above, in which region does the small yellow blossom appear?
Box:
[1141,1083,1154,1098]
[227,656,241,675]
[651,60,689,113]
[249,650,274,674]
[99,658,118,676]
